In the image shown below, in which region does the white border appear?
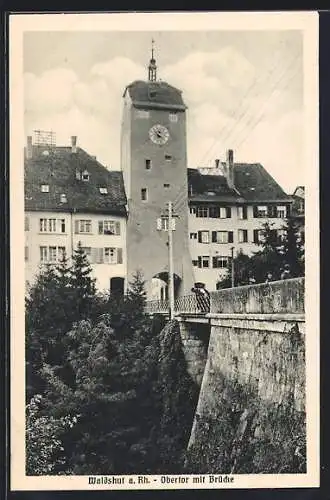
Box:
[10,11,319,491]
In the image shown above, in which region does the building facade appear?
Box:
[121,52,194,299]
[24,138,127,293]
[187,152,293,290]
[24,49,298,297]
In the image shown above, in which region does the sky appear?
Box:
[23,30,303,193]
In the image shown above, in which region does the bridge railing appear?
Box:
[145,299,169,315]
[145,277,304,316]
[145,293,207,315]
[174,294,200,315]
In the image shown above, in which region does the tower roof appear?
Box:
[124,80,186,111]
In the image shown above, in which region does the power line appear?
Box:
[196,40,287,166]
[232,61,301,153]
[206,50,301,165]
[197,39,295,167]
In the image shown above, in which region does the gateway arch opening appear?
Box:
[150,272,181,301]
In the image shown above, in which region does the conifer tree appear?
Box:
[69,241,96,321]
[281,218,304,277]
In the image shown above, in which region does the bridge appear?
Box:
[145,278,306,472]
[145,277,305,385]
[145,277,304,321]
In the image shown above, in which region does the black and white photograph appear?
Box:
[10,11,319,490]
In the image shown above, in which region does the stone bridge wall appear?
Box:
[182,278,306,473]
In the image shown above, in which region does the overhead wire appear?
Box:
[232,61,301,152]
[197,38,294,167]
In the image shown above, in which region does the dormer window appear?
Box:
[99,187,108,195]
[82,170,90,181]
[60,193,67,203]
[41,184,49,193]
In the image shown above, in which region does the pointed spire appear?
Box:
[148,38,157,82]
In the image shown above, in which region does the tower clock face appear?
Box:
[149,124,170,145]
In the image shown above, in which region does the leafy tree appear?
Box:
[26,394,77,475]
[216,219,304,289]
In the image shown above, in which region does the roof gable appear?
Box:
[25,147,127,215]
[188,163,290,203]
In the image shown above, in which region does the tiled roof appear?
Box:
[24,147,127,215]
[234,163,291,202]
[188,163,291,204]
[124,80,186,110]
[187,168,243,204]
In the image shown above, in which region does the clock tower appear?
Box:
[121,44,193,299]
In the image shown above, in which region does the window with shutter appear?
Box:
[212,257,217,268]
[238,229,248,243]
[198,256,202,268]
[253,230,259,243]
[90,248,97,264]
[253,206,259,218]
[219,207,227,218]
[212,231,217,243]
[198,231,209,243]
[95,248,104,264]
[25,216,29,231]
[228,231,234,243]
[243,206,247,219]
[226,207,231,218]
[209,206,220,218]
[74,220,79,234]
[98,221,103,234]
[117,248,123,264]
[115,222,121,235]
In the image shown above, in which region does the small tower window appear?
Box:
[60,193,67,203]
[163,183,170,189]
[137,109,150,119]
[82,170,90,181]
[165,154,172,161]
[41,184,49,193]
[145,159,152,170]
[141,188,148,201]
[169,113,178,123]
[99,187,108,194]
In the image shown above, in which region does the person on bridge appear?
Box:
[265,272,275,283]
[280,264,292,280]
[191,283,210,313]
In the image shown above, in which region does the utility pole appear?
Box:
[231,246,235,288]
[168,201,175,320]
[156,202,178,320]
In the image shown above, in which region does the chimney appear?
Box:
[26,136,33,159]
[71,135,77,154]
[215,158,220,169]
[226,149,235,189]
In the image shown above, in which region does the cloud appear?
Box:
[24,47,302,191]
